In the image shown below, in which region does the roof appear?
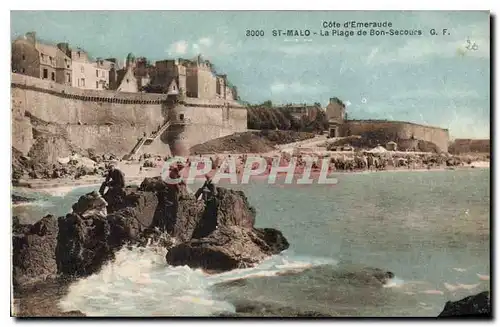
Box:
[35,42,67,59]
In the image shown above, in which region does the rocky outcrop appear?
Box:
[330,265,395,287]
[165,186,288,271]
[12,194,34,204]
[216,300,331,317]
[13,177,289,285]
[13,215,59,287]
[166,226,289,272]
[438,291,491,318]
[56,190,161,277]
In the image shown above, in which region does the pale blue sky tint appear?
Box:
[11,11,490,138]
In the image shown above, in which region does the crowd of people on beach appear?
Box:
[136,150,478,180]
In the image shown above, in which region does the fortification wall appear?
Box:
[169,101,247,149]
[11,73,247,156]
[342,120,449,152]
[64,125,171,155]
[11,73,167,126]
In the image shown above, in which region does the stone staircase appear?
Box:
[122,118,193,160]
[124,120,172,160]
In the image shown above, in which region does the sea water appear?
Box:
[12,169,490,317]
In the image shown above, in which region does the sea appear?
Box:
[12,168,490,317]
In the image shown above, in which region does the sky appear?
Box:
[11,11,490,139]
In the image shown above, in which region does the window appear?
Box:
[21,68,25,73]
[22,55,25,61]
[126,79,129,83]
[96,70,99,77]
[51,72,55,81]
[96,81,99,89]
[179,114,185,121]
[66,73,71,83]
[81,66,84,73]
[49,56,53,62]
[42,68,48,79]
[101,71,105,77]
[81,78,85,87]
[41,54,45,60]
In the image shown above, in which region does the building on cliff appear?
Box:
[144,55,238,101]
[71,48,114,90]
[12,33,239,101]
[12,32,115,91]
[324,97,449,152]
[12,32,72,86]
[114,54,153,93]
[274,103,323,120]
[325,97,346,137]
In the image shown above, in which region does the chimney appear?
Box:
[57,43,71,57]
[25,32,36,44]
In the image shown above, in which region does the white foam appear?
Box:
[58,248,336,317]
[383,277,405,288]
[11,200,54,208]
[477,273,490,281]
[39,184,100,197]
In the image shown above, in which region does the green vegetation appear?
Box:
[246,101,329,133]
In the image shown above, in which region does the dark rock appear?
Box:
[56,189,160,277]
[191,187,256,239]
[139,176,168,192]
[139,177,205,240]
[71,191,108,218]
[86,148,100,163]
[166,183,287,271]
[13,176,289,281]
[254,228,290,254]
[13,216,31,235]
[12,194,34,204]
[167,194,205,242]
[215,300,332,317]
[12,276,86,317]
[213,187,256,229]
[56,213,112,277]
[438,291,491,318]
[102,186,128,212]
[136,227,175,248]
[166,225,289,272]
[329,265,395,287]
[12,215,59,287]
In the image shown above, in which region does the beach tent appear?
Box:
[367,145,388,154]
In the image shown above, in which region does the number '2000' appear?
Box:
[246,30,264,37]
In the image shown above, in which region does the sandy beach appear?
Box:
[13,157,490,193]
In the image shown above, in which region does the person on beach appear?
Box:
[195,174,217,205]
[99,164,125,195]
[164,161,188,205]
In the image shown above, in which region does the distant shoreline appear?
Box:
[12,161,489,193]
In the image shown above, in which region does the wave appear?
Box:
[12,200,55,208]
[58,245,337,317]
[36,184,100,197]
